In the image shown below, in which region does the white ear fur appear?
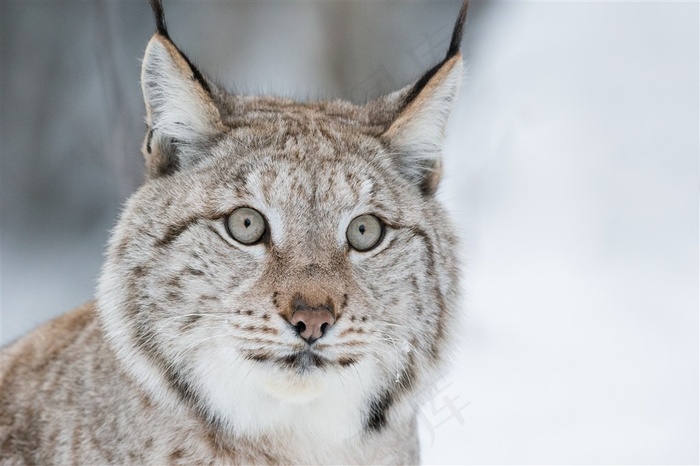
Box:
[382,54,463,193]
[141,34,222,146]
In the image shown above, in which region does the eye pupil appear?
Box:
[346,214,384,252]
[226,207,266,245]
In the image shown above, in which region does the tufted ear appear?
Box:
[141,0,224,177]
[380,1,468,195]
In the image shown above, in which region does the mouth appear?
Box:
[278,349,328,373]
[244,348,327,372]
[245,348,361,402]
[245,348,357,374]
[252,350,330,402]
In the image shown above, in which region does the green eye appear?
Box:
[226,207,266,245]
[346,214,384,252]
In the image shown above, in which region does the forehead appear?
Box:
[202,134,403,251]
[207,116,404,218]
[231,151,400,222]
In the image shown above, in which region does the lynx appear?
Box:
[1,1,468,463]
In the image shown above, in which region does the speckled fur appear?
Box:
[1,2,467,464]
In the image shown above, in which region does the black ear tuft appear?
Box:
[403,0,469,108]
[146,0,211,95]
[447,0,469,59]
[378,1,467,195]
[149,0,170,39]
[140,1,224,177]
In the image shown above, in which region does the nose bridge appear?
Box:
[278,235,343,277]
[284,200,336,252]
[289,263,342,313]
[270,256,345,317]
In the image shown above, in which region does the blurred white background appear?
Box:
[1,1,697,464]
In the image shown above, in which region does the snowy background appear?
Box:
[1,1,697,464]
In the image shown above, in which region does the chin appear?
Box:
[193,347,380,441]
[251,349,334,403]
[255,364,330,403]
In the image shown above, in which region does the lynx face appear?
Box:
[97,0,466,445]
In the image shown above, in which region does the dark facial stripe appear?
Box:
[365,352,416,433]
[407,226,449,360]
[156,217,200,248]
[180,314,203,331]
[407,227,435,270]
[131,312,219,429]
[366,390,392,432]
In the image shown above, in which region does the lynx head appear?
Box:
[98,0,467,445]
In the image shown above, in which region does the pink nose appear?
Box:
[289,309,335,344]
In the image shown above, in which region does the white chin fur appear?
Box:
[255,367,328,403]
[193,347,382,442]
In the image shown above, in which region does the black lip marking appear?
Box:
[279,349,326,373]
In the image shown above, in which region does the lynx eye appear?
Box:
[226,207,266,245]
[346,214,384,252]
